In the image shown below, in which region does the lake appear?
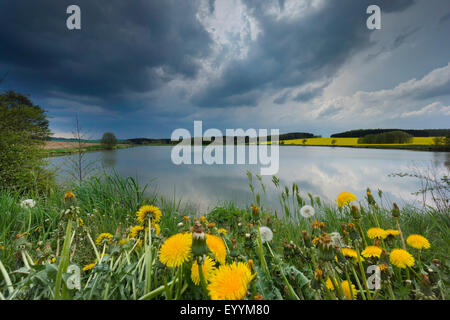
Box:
[48,146,449,212]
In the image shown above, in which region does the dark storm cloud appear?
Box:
[191,0,415,108]
[0,0,212,108]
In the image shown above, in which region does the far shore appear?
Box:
[42,140,449,158]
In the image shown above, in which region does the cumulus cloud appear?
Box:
[311,62,450,121]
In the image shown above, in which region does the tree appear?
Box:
[0,91,53,191]
[101,132,118,149]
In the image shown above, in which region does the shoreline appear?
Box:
[43,142,449,158]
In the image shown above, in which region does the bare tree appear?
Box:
[64,114,98,184]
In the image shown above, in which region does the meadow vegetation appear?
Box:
[0,170,448,300]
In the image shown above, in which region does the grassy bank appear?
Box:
[0,172,448,300]
[42,143,136,157]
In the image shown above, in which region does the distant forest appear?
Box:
[331,129,450,138]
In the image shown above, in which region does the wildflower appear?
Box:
[312,237,319,246]
[184,216,190,222]
[329,232,344,247]
[312,219,321,229]
[341,280,357,300]
[159,232,192,268]
[378,264,389,272]
[300,205,315,218]
[152,223,161,236]
[361,246,382,259]
[326,278,357,300]
[367,227,387,240]
[318,233,335,261]
[64,192,75,202]
[207,262,255,300]
[326,277,336,290]
[247,259,254,271]
[385,229,400,237]
[20,199,36,209]
[392,202,400,218]
[129,225,145,239]
[351,205,361,219]
[136,205,162,224]
[191,256,216,285]
[336,192,356,208]
[83,263,95,272]
[200,216,207,223]
[95,233,113,245]
[51,257,56,263]
[217,228,227,236]
[207,222,216,228]
[206,234,227,264]
[119,238,130,246]
[259,226,273,243]
[77,218,84,226]
[406,234,430,250]
[390,248,415,268]
[341,248,358,259]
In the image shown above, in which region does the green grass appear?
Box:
[42,144,136,157]
[0,171,448,300]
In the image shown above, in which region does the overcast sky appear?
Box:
[1,0,449,139]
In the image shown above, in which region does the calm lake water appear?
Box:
[48,146,449,212]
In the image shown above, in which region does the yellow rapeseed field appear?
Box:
[279,136,441,146]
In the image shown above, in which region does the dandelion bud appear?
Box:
[247,259,254,271]
[351,205,361,220]
[253,293,263,300]
[251,204,260,221]
[192,222,208,257]
[392,203,400,218]
[177,222,183,227]
[367,188,376,205]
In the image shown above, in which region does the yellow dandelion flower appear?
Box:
[406,234,430,250]
[385,229,400,237]
[361,245,382,259]
[367,227,387,240]
[95,233,113,245]
[326,277,336,290]
[341,248,358,259]
[217,228,227,236]
[152,223,161,236]
[159,232,192,268]
[77,218,84,226]
[337,192,357,208]
[207,262,255,300]
[51,257,56,263]
[83,263,95,272]
[390,248,414,268]
[64,191,75,201]
[191,256,216,285]
[341,280,357,300]
[206,234,227,265]
[378,264,389,272]
[129,225,145,239]
[312,237,319,246]
[200,216,207,223]
[136,205,162,224]
[119,238,130,246]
